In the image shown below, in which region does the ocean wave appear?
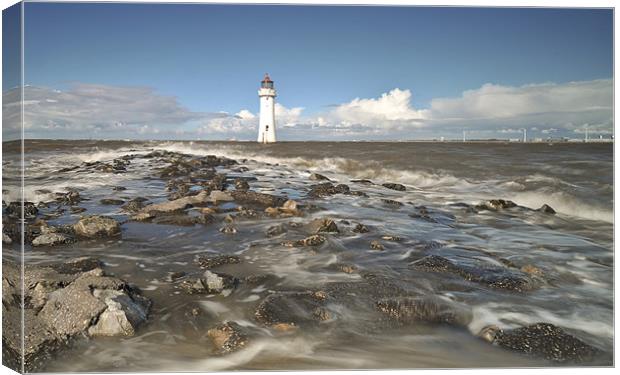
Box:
[511,191,613,223]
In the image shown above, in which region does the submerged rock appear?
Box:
[196,254,242,269]
[99,198,124,205]
[309,173,330,181]
[353,223,370,233]
[537,204,556,214]
[410,255,535,292]
[478,323,601,363]
[370,240,385,250]
[73,215,121,238]
[255,292,329,327]
[266,224,287,236]
[376,297,472,326]
[207,321,249,353]
[306,218,339,234]
[475,199,517,211]
[382,183,406,191]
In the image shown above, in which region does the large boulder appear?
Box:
[73,215,121,238]
[88,289,150,336]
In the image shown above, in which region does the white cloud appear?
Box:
[3,79,612,140]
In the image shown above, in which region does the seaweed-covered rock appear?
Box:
[478,323,601,363]
[73,215,121,238]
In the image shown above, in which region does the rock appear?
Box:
[99,198,124,205]
[309,173,330,181]
[410,255,535,292]
[520,264,544,277]
[381,235,401,241]
[3,232,12,244]
[55,190,82,205]
[181,270,237,295]
[306,218,339,234]
[70,206,87,214]
[6,201,38,219]
[112,186,127,191]
[382,183,406,191]
[475,199,517,211]
[353,223,369,233]
[255,292,328,327]
[139,191,210,216]
[308,182,350,198]
[537,204,556,214]
[280,199,300,214]
[48,257,103,275]
[266,224,287,236]
[207,321,249,353]
[32,233,74,247]
[282,234,326,247]
[382,199,404,208]
[196,255,242,269]
[73,215,121,238]
[88,289,150,336]
[376,297,472,326]
[351,179,373,184]
[151,214,213,226]
[264,207,279,217]
[121,198,148,213]
[370,240,384,250]
[231,190,287,207]
[479,323,600,363]
[165,271,186,282]
[234,179,250,191]
[209,190,234,203]
[219,225,237,234]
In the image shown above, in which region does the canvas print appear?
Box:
[1,1,614,372]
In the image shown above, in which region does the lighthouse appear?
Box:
[257,73,277,143]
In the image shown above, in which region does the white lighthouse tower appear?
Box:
[257,73,277,143]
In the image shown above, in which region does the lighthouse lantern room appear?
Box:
[257,73,277,143]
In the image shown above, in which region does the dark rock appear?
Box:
[254,292,328,327]
[381,199,404,208]
[353,223,369,233]
[382,183,406,191]
[537,204,556,214]
[196,255,242,269]
[219,225,237,234]
[6,201,38,219]
[351,179,373,184]
[230,190,287,208]
[479,323,601,363]
[70,206,87,214]
[370,240,385,250]
[376,297,472,326]
[151,214,212,226]
[48,257,103,275]
[112,186,127,191]
[73,215,121,238]
[475,199,517,211]
[410,255,535,292]
[121,198,148,213]
[99,198,125,205]
[55,190,82,205]
[308,182,350,198]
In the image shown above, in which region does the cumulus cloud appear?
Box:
[3,83,210,139]
[2,78,612,140]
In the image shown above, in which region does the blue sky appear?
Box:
[2,3,614,140]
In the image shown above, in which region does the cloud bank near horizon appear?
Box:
[2,79,612,141]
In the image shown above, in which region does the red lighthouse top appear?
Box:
[262,73,273,83]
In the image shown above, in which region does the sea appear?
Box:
[1,140,614,370]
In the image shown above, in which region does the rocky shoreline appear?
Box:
[2,148,612,370]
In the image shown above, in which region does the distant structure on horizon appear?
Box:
[257,73,277,143]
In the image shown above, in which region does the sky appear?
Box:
[2,2,614,140]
